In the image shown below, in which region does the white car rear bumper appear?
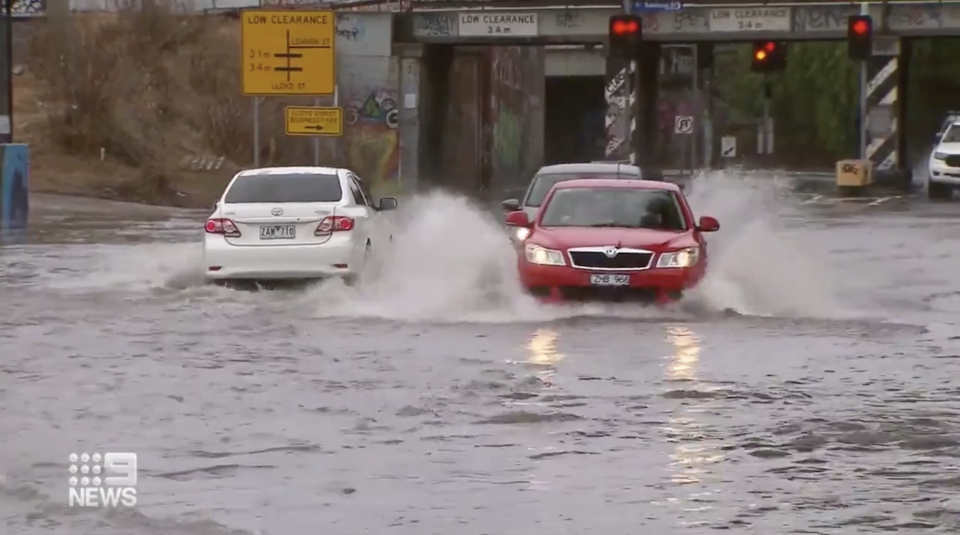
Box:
[203,235,360,280]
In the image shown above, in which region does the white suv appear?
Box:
[203,166,396,283]
[928,119,960,199]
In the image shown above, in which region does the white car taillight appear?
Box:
[205,218,241,237]
[315,216,354,235]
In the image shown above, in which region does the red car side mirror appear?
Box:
[698,216,720,232]
[505,211,531,227]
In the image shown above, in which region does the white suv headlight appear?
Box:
[657,247,700,268]
[934,152,948,160]
[524,244,565,266]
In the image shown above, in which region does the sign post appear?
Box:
[241,10,336,167]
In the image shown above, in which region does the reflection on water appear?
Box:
[666,325,700,382]
[526,327,566,387]
[660,325,725,521]
[524,328,567,492]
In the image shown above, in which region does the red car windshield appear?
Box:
[540,187,688,231]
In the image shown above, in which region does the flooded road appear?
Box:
[3,177,960,534]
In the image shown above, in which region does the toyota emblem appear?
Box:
[604,247,618,258]
[271,207,283,216]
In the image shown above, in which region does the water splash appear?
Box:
[682,170,857,318]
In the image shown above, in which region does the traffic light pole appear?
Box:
[857,2,868,161]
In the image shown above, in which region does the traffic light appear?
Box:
[750,40,787,73]
[847,15,873,61]
[608,15,643,59]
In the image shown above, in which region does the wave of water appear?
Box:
[17,171,862,322]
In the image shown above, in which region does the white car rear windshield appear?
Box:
[224,173,342,203]
[525,172,637,207]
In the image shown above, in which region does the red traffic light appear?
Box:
[612,19,639,35]
[753,41,776,61]
[849,16,872,36]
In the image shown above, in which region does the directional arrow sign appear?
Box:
[285,106,342,137]
[721,135,736,158]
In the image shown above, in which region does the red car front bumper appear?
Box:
[518,260,705,303]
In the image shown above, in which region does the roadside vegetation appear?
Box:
[19,0,323,206]
[716,39,960,167]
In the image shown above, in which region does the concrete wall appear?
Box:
[335,13,401,195]
[545,47,604,77]
[1,144,30,232]
[488,46,543,196]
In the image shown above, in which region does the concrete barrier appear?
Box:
[0,144,29,233]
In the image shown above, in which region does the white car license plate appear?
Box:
[590,274,630,286]
[260,225,296,240]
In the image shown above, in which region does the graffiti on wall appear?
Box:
[604,66,630,159]
[344,90,399,189]
[1,144,30,233]
[490,47,528,188]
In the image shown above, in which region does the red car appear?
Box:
[504,178,719,303]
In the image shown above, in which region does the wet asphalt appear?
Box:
[3,184,960,534]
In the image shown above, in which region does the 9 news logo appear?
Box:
[67,452,138,508]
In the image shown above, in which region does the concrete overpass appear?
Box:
[394,0,960,188]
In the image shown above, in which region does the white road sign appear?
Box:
[721,135,737,157]
[709,7,791,32]
[459,13,538,37]
[674,116,693,134]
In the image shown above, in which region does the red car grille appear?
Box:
[568,251,653,269]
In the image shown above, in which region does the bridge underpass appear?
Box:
[328,1,960,197]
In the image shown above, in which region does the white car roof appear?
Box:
[238,166,345,176]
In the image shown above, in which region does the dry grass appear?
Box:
[19,1,338,207]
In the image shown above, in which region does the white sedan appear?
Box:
[203,166,397,283]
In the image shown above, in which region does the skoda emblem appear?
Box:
[604,247,618,258]
[271,207,283,216]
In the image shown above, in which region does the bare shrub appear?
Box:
[26,0,340,195]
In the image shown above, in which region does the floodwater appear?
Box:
[3,174,960,534]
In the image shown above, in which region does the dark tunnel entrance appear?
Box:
[544,76,607,165]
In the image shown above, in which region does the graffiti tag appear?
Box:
[555,10,583,28]
[336,15,366,41]
[416,13,454,36]
[791,5,855,33]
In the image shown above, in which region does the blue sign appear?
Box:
[632,0,683,12]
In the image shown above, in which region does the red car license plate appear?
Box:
[590,274,629,286]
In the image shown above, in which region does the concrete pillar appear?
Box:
[864,35,903,182]
[896,38,911,180]
[633,43,660,170]
[395,44,422,192]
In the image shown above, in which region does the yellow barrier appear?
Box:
[836,159,873,188]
